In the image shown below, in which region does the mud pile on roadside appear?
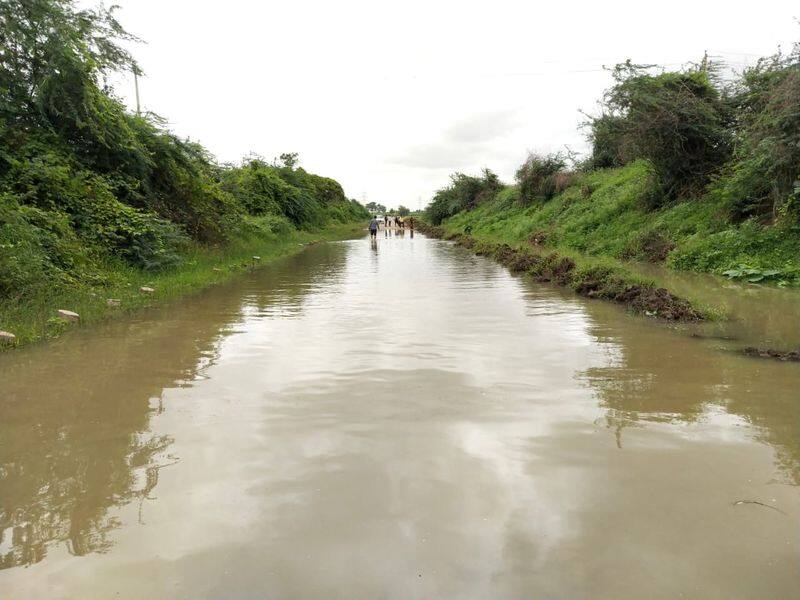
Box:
[743,347,800,362]
[416,221,705,322]
[611,283,702,321]
[416,222,445,238]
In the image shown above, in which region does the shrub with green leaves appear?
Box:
[220,158,366,228]
[2,147,189,269]
[721,265,782,283]
[710,45,800,222]
[0,192,91,298]
[585,114,627,169]
[426,169,502,225]
[515,152,573,204]
[587,62,731,204]
[234,214,294,239]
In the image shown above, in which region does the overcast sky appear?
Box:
[89,0,798,209]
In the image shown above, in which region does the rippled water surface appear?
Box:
[2,232,799,599]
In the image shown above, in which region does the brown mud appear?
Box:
[417,222,704,322]
[743,346,800,362]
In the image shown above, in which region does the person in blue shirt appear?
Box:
[369,216,379,238]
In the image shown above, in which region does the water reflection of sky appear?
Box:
[2,234,799,598]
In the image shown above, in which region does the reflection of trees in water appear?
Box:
[0,311,219,572]
[725,378,800,486]
[0,243,350,571]
[241,242,349,317]
[595,410,643,450]
[578,311,800,484]
[0,348,180,572]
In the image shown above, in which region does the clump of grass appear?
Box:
[436,161,800,287]
[0,222,363,350]
[515,152,576,203]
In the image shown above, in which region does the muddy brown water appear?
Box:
[1,232,799,599]
[631,261,800,352]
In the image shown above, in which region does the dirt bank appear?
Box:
[417,221,704,322]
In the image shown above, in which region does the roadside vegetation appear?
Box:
[0,1,367,348]
[426,46,800,288]
[416,221,709,321]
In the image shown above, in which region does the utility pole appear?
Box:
[133,69,141,115]
[700,50,708,73]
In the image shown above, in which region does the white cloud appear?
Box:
[390,143,489,170]
[443,109,521,144]
[389,109,522,172]
[84,0,799,207]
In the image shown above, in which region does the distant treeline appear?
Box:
[0,0,367,301]
[426,43,800,285]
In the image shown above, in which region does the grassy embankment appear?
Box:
[428,161,799,322]
[427,159,800,324]
[423,47,800,330]
[0,221,364,349]
[443,161,800,286]
[0,2,369,350]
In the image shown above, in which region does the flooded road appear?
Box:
[2,232,799,599]
[633,260,800,352]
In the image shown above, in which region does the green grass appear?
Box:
[0,221,365,349]
[444,161,800,286]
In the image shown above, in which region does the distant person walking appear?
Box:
[384,215,388,228]
[369,216,379,238]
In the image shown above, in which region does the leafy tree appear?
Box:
[365,201,386,214]
[710,44,800,221]
[277,152,299,169]
[397,205,410,216]
[0,0,139,129]
[587,61,731,204]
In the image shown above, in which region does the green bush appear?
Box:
[426,169,502,225]
[587,62,731,204]
[326,199,369,223]
[667,219,800,283]
[0,193,91,298]
[710,46,800,222]
[220,158,367,229]
[515,152,573,203]
[585,114,627,169]
[234,214,294,239]
[220,159,284,216]
[3,149,188,269]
